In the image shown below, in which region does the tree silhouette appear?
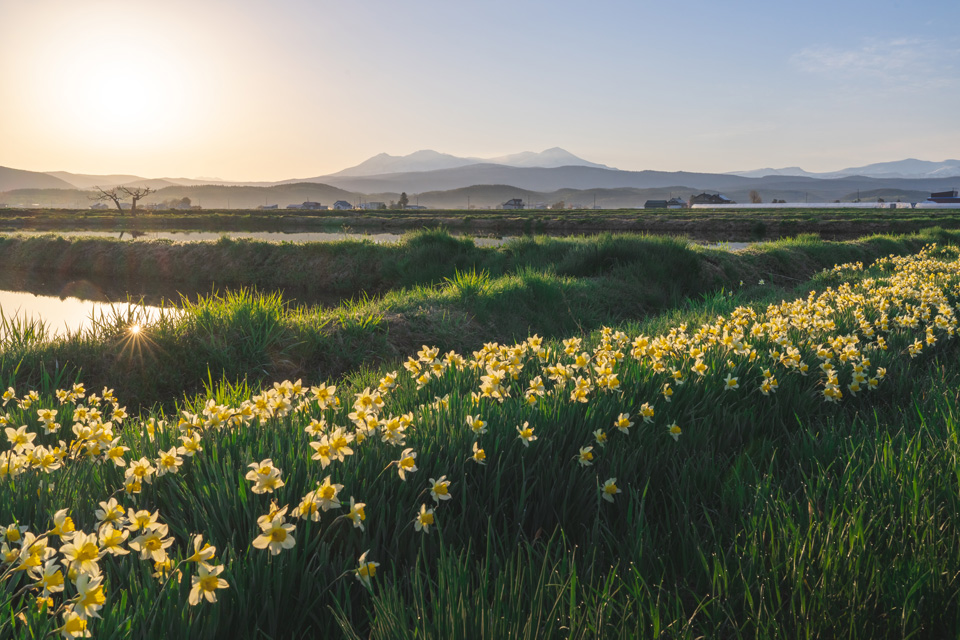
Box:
[91,185,155,216]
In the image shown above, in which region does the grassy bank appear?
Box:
[2,206,960,239]
[2,229,960,409]
[3,244,960,637]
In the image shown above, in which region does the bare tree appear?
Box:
[118,186,155,215]
[90,185,155,215]
[749,190,762,204]
[91,186,125,213]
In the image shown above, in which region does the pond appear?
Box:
[0,228,756,250]
[0,229,509,247]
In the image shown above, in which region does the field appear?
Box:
[3,227,960,638]
[3,206,960,239]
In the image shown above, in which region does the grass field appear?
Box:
[2,206,960,239]
[2,228,958,409]
[3,234,960,637]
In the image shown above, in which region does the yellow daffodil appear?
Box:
[396,448,418,481]
[517,422,537,446]
[577,446,594,467]
[355,550,379,588]
[601,478,622,503]
[668,423,682,441]
[429,476,452,503]
[188,564,229,605]
[414,504,435,534]
[470,442,487,465]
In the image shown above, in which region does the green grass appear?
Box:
[3,244,960,637]
[2,228,959,411]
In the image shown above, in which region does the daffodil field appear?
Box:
[5,243,960,637]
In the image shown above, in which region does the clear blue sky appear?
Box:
[1,0,957,180]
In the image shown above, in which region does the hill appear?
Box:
[732,158,960,180]
[326,147,611,178]
[0,166,74,192]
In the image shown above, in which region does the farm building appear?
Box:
[689,193,735,206]
[502,198,525,210]
[928,189,960,204]
[644,200,668,209]
[360,202,385,210]
[333,200,353,210]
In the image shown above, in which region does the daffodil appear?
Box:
[155,446,183,476]
[97,525,129,557]
[129,524,174,563]
[51,509,76,540]
[466,415,487,436]
[614,413,633,434]
[517,422,537,446]
[31,558,65,596]
[668,423,682,441]
[601,478,622,503]
[59,608,92,638]
[355,550,379,588]
[347,497,367,530]
[723,374,739,391]
[72,572,106,620]
[414,504,435,534]
[396,448,418,481]
[253,507,296,555]
[188,564,229,605]
[60,532,102,575]
[429,476,452,503]
[470,442,487,465]
[577,446,594,467]
[185,534,217,567]
[315,476,344,511]
[245,459,285,494]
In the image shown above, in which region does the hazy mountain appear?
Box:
[327,148,610,178]
[728,167,820,179]
[0,166,74,192]
[47,171,152,189]
[485,147,612,170]
[315,164,758,194]
[732,158,960,180]
[46,172,237,190]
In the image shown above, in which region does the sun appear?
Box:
[56,42,188,143]
[23,8,204,155]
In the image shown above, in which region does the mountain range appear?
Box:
[1,150,958,208]
[729,158,960,180]
[326,148,613,177]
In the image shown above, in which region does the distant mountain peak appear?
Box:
[731,158,960,180]
[329,148,613,177]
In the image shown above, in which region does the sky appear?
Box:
[1,0,958,181]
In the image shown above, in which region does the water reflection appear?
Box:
[0,268,355,338]
[1,229,508,246]
[0,289,168,338]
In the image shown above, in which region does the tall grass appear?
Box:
[3,245,960,637]
[2,228,959,411]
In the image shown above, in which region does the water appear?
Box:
[0,229,508,247]
[0,229,757,249]
[0,289,169,338]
